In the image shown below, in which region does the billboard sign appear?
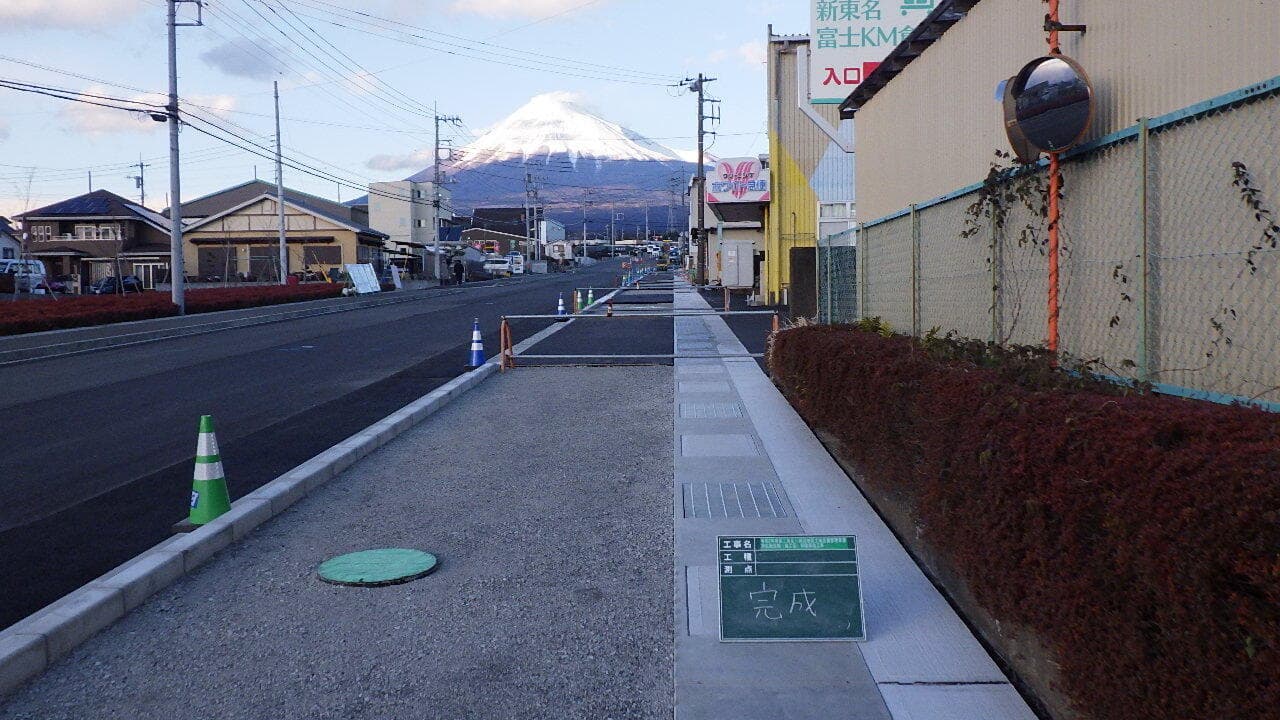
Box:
[706,158,770,204]
[809,0,934,104]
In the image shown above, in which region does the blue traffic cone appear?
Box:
[466,318,486,368]
[555,293,569,322]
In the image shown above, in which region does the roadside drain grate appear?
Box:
[680,402,743,418]
[681,482,792,519]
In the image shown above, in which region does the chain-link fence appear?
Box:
[818,86,1280,405]
[817,228,857,323]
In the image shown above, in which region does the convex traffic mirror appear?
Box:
[1002,54,1095,160]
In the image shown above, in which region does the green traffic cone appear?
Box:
[188,415,231,525]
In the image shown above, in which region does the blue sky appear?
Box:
[0,0,808,218]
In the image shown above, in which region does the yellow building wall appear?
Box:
[763,34,854,305]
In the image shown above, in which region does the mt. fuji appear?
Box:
[404,92,706,237]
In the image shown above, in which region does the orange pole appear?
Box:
[1047,0,1061,53]
[607,300,614,318]
[1046,0,1061,356]
[1048,157,1061,354]
[772,313,780,333]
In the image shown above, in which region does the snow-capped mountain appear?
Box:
[405,92,704,237]
[449,92,685,168]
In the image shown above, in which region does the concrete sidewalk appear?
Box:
[0,367,674,720]
[671,286,1037,720]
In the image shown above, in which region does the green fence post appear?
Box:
[990,216,1001,344]
[910,204,921,337]
[1137,117,1151,382]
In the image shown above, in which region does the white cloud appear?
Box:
[200,40,290,81]
[448,0,605,20]
[60,86,236,136]
[0,0,144,29]
[365,149,434,172]
[737,41,767,66]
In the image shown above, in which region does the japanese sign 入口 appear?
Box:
[718,535,865,641]
[809,0,936,104]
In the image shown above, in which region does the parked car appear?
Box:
[88,275,145,295]
[483,255,512,277]
[0,258,48,293]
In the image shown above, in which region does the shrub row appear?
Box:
[768,325,1279,720]
[0,283,345,336]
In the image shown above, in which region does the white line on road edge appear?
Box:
[0,313,581,698]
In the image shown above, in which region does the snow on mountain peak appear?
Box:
[452,92,685,168]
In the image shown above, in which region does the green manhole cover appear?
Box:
[317,548,439,587]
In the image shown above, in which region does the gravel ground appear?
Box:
[0,366,674,720]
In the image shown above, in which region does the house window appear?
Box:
[31,225,50,242]
[74,224,97,240]
[2,248,14,259]
[97,225,119,241]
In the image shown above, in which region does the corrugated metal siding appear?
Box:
[765,36,856,303]
[856,0,1280,220]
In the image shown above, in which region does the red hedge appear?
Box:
[768,325,1280,720]
[0,283,344,336]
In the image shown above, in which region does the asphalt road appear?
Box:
[0,261,637,629]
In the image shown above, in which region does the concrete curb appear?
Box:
[0,311,579,698]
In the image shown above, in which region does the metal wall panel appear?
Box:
[855,0,1280,221]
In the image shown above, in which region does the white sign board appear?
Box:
[706,158,770,205]
[809,0,934,105]
[344,263,381,294]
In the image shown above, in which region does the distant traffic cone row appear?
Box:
[188,415,231,526]
[467,318,486,368]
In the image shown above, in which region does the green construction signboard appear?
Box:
[718,535,865,642]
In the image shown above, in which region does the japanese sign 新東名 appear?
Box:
[718,535,865,641]
[809,0,936,104]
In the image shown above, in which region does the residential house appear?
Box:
[0,217,20,260]
[17,190,174,290]
[366,180,450,275]
[177,181,388,282]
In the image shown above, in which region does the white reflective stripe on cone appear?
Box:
[193,461,226,482]
[196,432,219,457]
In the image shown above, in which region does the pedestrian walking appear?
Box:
[453,256,466,286]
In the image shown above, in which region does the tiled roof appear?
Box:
[18,190,169,232]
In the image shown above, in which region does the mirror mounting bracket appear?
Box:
[1043,17,1088,34]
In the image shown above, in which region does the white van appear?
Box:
[483,254,512,277]
[0,259,48,293]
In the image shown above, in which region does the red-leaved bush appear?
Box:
[0,283,345,336]
[768,325,1279,720]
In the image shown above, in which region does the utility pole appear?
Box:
[433,103,461,283]
[274,80,287,284]
[581,188,592,263]
[524,172,539,261]
[610,205,617,256]
[88,170,93,193]
[167,0,202,313]
[681,73,717,285]
[125,156,150,206]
